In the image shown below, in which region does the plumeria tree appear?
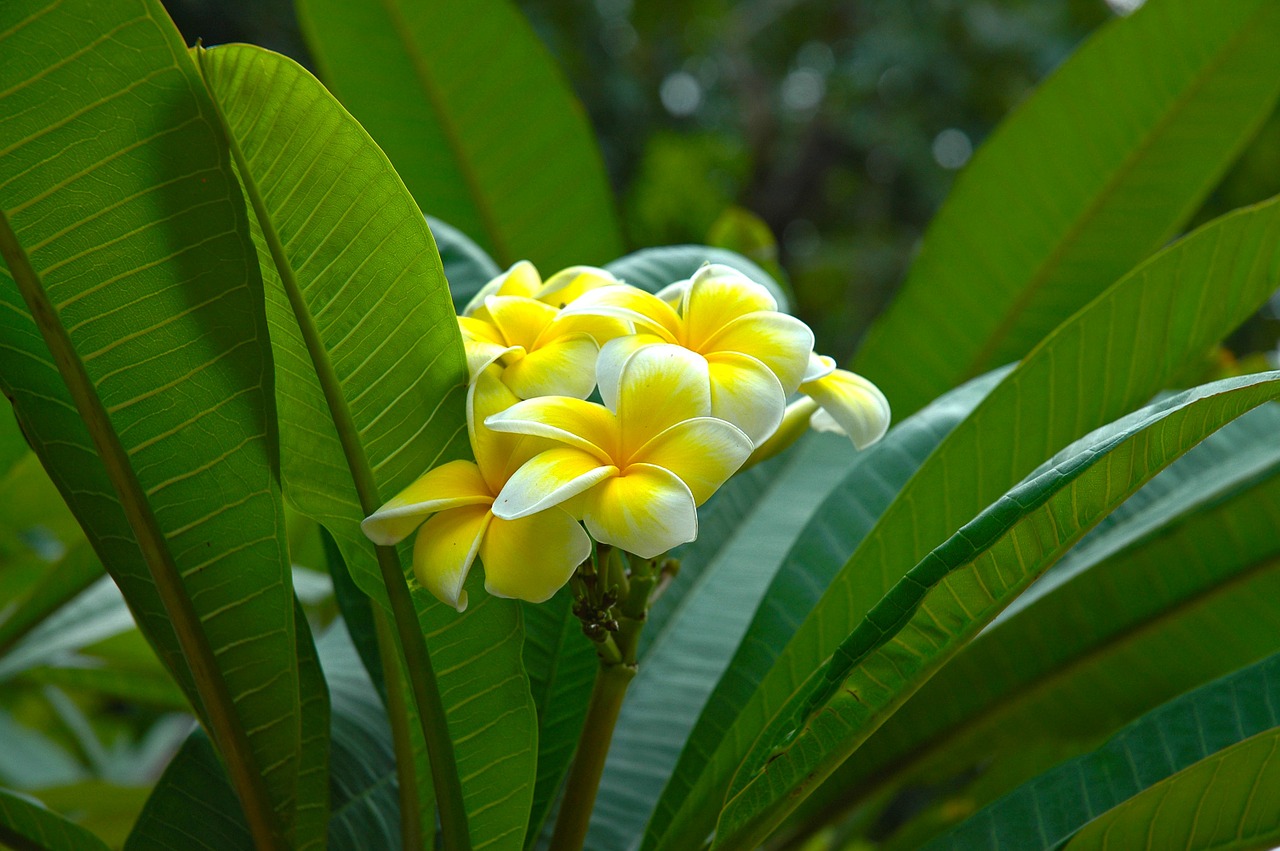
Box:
[2,1,1280,851]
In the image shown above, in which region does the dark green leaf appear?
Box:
[713,372,1280,847]
[296,0,623,269]
[0,4,305,842]
[197,43,537,847]
[0,786,109,851]
[854,0,1280,417]
[927,651,1280,851]
[429,215,502,314]
[648,195,1280,851]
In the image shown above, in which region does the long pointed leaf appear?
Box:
[648,195,1280,851]
[0,787,109,851]
[0,2,307,844]
[927,650,1280,851]
[794,402,1280,846]
[296,0,622,269]
[713,372,1280,847]
[853,0,1280,417]
[196,43,537,850]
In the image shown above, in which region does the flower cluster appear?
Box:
[362,261,891,611]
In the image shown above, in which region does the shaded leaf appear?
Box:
[713,372,1280,847]
[0,786,109,851]
[854,0,1280,417]
[297,0,622,269]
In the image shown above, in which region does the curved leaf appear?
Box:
[0,786,109,851]
[647,195,1280,851]
[521,589,597,847]
[1059,729,1280,850]
[429,216,501,313]
[853,0,1280,417]
[196,43,536,849]
[795,402,1280,846]
[642,369,1007,850]
[0,2,306,844]
[296,0,622,269]
[927,650,1280,851]
[713,372,1280,848]
[605,245,792,313]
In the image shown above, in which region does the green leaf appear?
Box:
[798,403,1280,846]
[0,786,109,851]
[605,246,793,313]
[296,0,623,270]
[648,195,1280,851]
[196,42,536,849]
[643,368,1009,851]
[520,589,597,847]
[429,216,502,314]
[1059,730,1280,850]
[852,0,1280,418]
[926,650,1280,851]
[712,372,1280,847]
[0,545,102,660]
[125,732,254,851]
[0,3,306,845]
[586,429,901,849]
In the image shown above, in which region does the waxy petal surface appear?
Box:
[706,352,787,447]
[596,332,666,412]
[413,504,492,612]
[485,295,557,349]
[616,344,712,455]
[502,334,599,400]
[486,396,617,463]
[492,447,617,520]
[562,285,682,343]
[538,265,621,307]
[704,311,814,394]
[583,463,697,558]
[633,416,754,505]
[362,459,492,545]
[804,368,892,450]
[480,509,591,603]
[464,260,541,317]
[468,368,535,491]
[682,265,778,348]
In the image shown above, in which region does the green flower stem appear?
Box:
[552,551,672,849]
[548,659,636,851]
[373,608,424,851]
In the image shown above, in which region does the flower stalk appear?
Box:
[551,549,670,850]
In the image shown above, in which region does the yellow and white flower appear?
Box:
[561,264,813,446]
[485,344,755,558]
[748,353,891,466]
[458,262,629,400]
[361,366,590,611]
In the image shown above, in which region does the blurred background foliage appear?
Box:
[160,0,1280,363]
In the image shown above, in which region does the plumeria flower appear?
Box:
[458,262,630,400]
[561,264,813,446]
[748,352,892,466]
[361,366,590,611]
[485,344,755,558]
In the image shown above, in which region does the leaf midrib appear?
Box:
[375,0,513,265]
[827,551,1280,837]
[963,5,1265,377]
[0,206,287,851]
